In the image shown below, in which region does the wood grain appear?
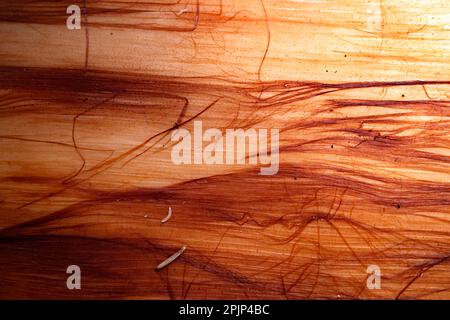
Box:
[0,0,449,299]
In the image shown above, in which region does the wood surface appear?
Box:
[0,0,449,299]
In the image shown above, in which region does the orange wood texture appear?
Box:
[0,0,449,299]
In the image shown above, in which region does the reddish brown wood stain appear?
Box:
[0,0,449,299]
